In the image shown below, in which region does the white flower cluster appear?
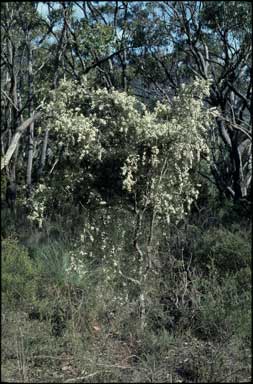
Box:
[45,79,101,163]
[122,154,140,192]
[42,77,216,224]
[26,183,49,228]
[27,200,46,229]
[65,251,87,280]
[119,78,214,220]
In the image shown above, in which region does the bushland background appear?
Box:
[1,2,251,382]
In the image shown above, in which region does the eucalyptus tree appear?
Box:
[69,1,252,202]
[2,1,251,207]
[1,2,48,189]
[139,1,252,201]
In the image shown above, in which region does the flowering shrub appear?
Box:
[30,77,215,227]
[121,79,214,222]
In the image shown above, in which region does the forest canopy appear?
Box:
[1,1,252,205]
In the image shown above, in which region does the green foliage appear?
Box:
[194,226,251,274]
[216,199,252,225]
[2,238,39,306]
[31,240,70,285]
[1,212,251,382]
[201,1,252,33]
[192,270,251,343]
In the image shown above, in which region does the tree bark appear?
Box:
[1,113,40,171]
[26,41,34,195]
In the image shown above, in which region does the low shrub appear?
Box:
[2,237,39,306]
[191,270,251,342]
[194,226,251,275]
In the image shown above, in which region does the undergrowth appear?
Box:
[1,202,251,383]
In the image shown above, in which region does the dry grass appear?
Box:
[2,306,251,383]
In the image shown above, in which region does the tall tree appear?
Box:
[134,1,252,201]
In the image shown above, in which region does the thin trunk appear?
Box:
[26,122,34,193]
[7,31,18,132]
[121,48,127,92]
[38,127,49,177]
[5,35,19,182]
[231,133,243,201]
[38,6,68,177]
[11,93,24,182]
[26,40,34,195]
[1,113,40,171]
[133,204,148,331]
[108,58,115,87]
[10,143,19,182]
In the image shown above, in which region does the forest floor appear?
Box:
[1,203,252,383]
[2,308,251,383]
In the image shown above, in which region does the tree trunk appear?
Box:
[38,127,49,177]
[26,40,34,196]
[1,113,40,171]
